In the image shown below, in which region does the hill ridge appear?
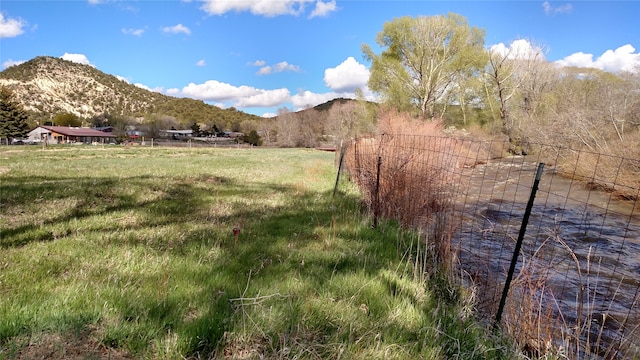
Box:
[0,56,260,127]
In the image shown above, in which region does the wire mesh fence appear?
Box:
[339,134,640,359]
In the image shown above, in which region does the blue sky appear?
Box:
[1,1,639,117]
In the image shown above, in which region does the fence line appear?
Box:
[340,134,640,359]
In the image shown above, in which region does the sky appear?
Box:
[1,0,639,117]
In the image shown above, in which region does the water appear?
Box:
[452,157,640,358]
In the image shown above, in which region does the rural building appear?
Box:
[94,126,114,132]
[28,126,117,144]
[223,131,244,138]
[125,129,148,139]
[160,129,193,140]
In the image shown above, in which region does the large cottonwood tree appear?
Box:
[362,13,486,119]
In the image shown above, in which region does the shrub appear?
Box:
[242,130,263,146]
[342,110,466,275]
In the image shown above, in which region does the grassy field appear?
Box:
[0,145,514,359]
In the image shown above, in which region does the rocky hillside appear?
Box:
[0,56,259,126]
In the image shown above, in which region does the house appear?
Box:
[28,126,117,144]
[94,126,114,133]
[160,129,193,140]
[223,131,244,139]
[125,130,148,139]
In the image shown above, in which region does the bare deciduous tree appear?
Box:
[484,39,548,152]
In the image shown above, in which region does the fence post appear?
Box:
[372,155,382,228]
[494,162,545,330]
[333,143,346,197]
[354,138,360,182]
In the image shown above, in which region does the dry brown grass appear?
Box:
[9,328,133,360]
[551,147,640,203]
[539,129,640,203]
[343,110,468,274]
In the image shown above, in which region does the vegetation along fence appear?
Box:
[338,134,640,359]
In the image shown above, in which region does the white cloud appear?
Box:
[200,0,305,16]
[291,88,378,110]
[489,39,546,61]
[196,59,206,66]
[0,13,26,38]
[173,56,374,111]
[555,44,640,73]
[182,80,259,101]
[595,45,640,73]
[199,0,337,17]
[274,61,300,72]
[115,75,130,83]
[555,52,593,68]
[542,1,573,15]
[257,61,301,75]
[249,60,266,67]
[180,80,291,108]
[163,23,191,35]
[257,67,272,75]
[291,90,339,110]
[261,112,277,118]
[60,53,95,67]
[324,56,370,92]
[134,83,164,93]
[2,59,25,69]
[309,0,336,18]
[234,88,291,107]
[122,27,145,36]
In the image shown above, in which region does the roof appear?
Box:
[163,129,193,134]
[40,126,116,138]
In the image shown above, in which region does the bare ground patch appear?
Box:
[7,328,132,360]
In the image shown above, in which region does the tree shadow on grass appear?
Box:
[0,170,493,359]
[0,172,367,353]
[0,174,291,248]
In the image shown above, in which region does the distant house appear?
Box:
[160,129,193,140]
[94,126,114,133]
[223,131,244,139]
[126,130,148,139]
[28,126,117,144]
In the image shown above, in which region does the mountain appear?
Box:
[0,56,259,127]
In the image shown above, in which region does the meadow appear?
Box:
[0,145,514,359]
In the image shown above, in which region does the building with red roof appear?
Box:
[28,126,117,144]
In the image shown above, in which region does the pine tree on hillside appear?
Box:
[0,86,29,144]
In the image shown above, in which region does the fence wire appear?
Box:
[341,134,640,359]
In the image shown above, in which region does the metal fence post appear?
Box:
[333,144,346,197]
[373,155,382,228]
[494,162,545,330]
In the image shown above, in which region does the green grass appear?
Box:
[0,145,515,359]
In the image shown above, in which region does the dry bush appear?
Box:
[375,108,443,135]
[342,110,468,273]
